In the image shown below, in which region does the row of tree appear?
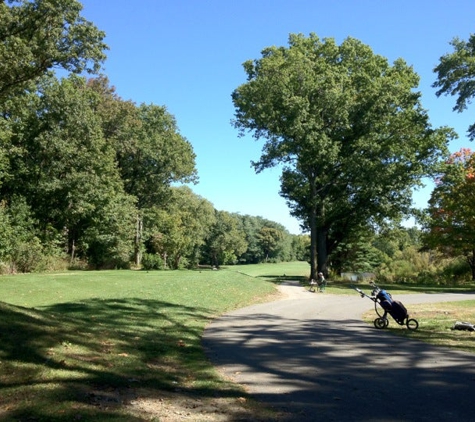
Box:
[337,224,473,285]
[0,0,310,272]
[142,200,310,270]
[2,1,475,280]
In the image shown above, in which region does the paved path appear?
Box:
[202,282,475,421]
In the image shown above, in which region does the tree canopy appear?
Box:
[423,148,475,279]
[0,0,107,100]
[433,33,475,139]
[232,33,453,279]
[2,3,461,277]
[89,77,198,209]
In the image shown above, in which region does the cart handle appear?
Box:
[351,285,376,301]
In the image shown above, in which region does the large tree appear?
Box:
[144,186,216,269]
[203,211,247,267]
[87,77,198,264]
[257,226,285,263]
[236,214,291,263]
[0,0,107,100]
[423,148,475,280]
[2,75,135,264]
[0,0,107,191]
[232,33,452,279]
[87,77,198,209]
[433,33,475,139]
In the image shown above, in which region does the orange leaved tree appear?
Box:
[424,148,475,280]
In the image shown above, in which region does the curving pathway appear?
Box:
[202,282,475,421]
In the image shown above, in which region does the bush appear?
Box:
[85,235,132,269]
[67,259,89,271]
[10,238,43,273]
[32,256,68,272]
[0,261,12,274]
[142,253,164,270]
[440,258,471,285]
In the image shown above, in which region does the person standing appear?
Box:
[317,272,326,292]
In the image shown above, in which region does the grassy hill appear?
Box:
[0,264,309,421]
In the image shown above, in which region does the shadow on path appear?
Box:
[203,284,475,421]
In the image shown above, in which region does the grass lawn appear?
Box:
[362,300,475,354]
[1,262,475,421]
[224,261,310,280]
[0,264,308,421]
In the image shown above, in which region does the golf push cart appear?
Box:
[353,282,419,330]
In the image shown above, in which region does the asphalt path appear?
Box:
[202,281,475,421]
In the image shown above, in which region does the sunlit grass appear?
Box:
[226,261,310,279]
[0,267,284,421]
[362,300,475,354]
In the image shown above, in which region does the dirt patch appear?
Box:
[275,280,309,300]
[127,389,288,421]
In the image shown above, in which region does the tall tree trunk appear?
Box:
[67,228,76,262]
[174,254,181,270]
[134,214,143,266]
[469,249,475,281]
[70,238,76,262]
[310,195,330,279]
[309,208,318,280]
[212,252,219,268]
[316,226,329,277]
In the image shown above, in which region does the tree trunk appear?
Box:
[134,214,143,266]
[309,208,318,280]
[309,195,330,279]
[70,238,76,262]
[316,226,329,277]
[469,249,475,281]
[174,254,181,270]
[212,252,219,268]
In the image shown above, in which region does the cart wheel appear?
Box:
[406,318,419,330]
[374,317,388,329]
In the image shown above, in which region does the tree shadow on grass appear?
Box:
[258,275,308,284]
[0,298,269,421]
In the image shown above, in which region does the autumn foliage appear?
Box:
[425,148,475,279]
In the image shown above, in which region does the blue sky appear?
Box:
[78,0,475,234]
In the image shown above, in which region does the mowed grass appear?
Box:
[225,261,310,279]
[362,300,475,354]
[1,262,475,421]
[0,265,307,422]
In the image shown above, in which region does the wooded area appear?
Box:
[0,0,309,272]
[1,1,475,282]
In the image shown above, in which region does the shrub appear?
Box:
[10,238,43,273]
[440,258,471,285]
[142,253,164,270]
[68,259,89,271]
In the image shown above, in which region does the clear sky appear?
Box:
[78,0,475,234]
